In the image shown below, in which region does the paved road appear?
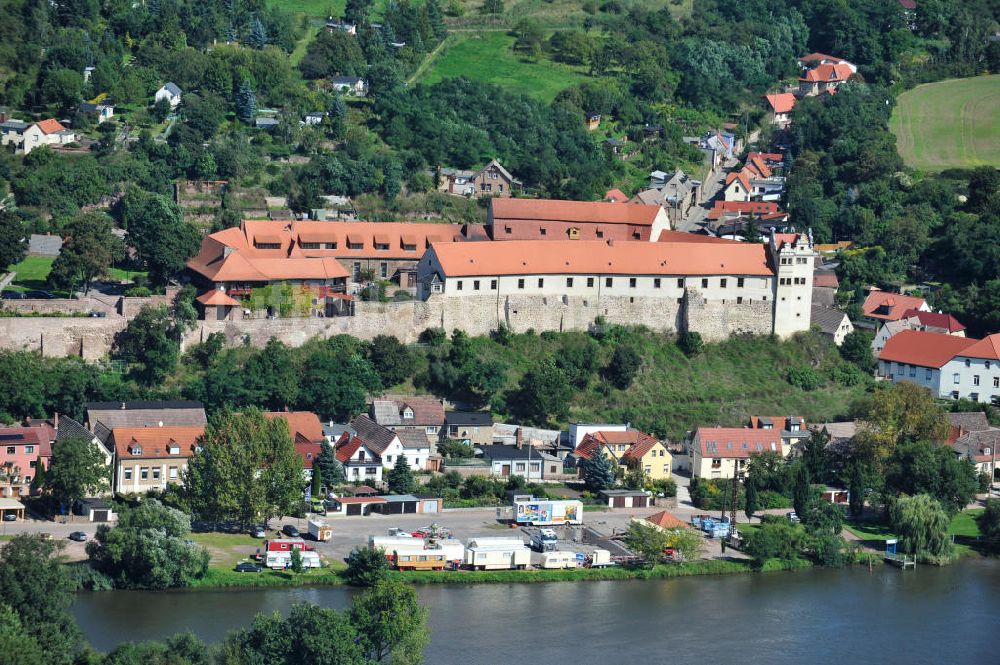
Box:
[675,158,738,233]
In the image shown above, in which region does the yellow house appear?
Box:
[576,430,672,480]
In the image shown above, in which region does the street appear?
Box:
[675,158,738,233]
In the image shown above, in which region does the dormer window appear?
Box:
[131,446,143,455]
[168,444,180,455]
[402,408,414,420]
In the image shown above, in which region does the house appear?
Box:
[599,489,653,508]
[723,171,753,202]
[78,102,114,123]
[811,305,854,346]
[331,76,367,96]
[569,423,628,448]
[436,159,520,199]
[341,414,431,471]
[27,233,63,257]
[492,423,564,454]
[478,444,561,481]
[584,113,601,130]
[574,429,671,480]
[486,198,672,242]
[264,411,325,478]
[155,82,182,108]
[799,63,854,97]
[798,53,858,72]
[8,119,76,155]
[689,427,791,479]
[748,415,810,449]
[862,290,930,324]
[707,201,784,223]
[326,19,357,35]
[417,231,817,340]
[634,169,701,224]
[938,335,1000,403]
[0,119,29,151]
[255,117,279,130]
[643,510,689,530]
[370,396,446,447]
[110,426,203,494]
[187,220,473,295]
[304,111,326,125]
[0,428,51,498]
[876,330,979,397]
[604,188,629,203]
[55,416,113,482]
[444,411,494,446]
[86,400,207,449]
[764,93,797,127]
[951,429,1000,480]
[812,270,839,306]
[334,434,384,484]
[872,309,965,353]
[195,289,242,321]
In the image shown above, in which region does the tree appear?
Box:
[115,305,182,385]
[116,188,202,284]
[387,455,416,494]
[102,634,210,665]
[743,519,808,564]
[316,440,346,487]
[220,603,364,665]
[47,212,122,293]
[289,548,304,575]
[86,500,209,589]
[311,465,323,498]
[582,448,616,491]
[978,499,1000,554]
[185,409,303,526]
[151,97,172,122]
[235,79,256,124]
[367,335,417,387]
[604,345,641,389]
[247,17,268,49]
[744,477,758,520]
[840,329,875,372]
[792,462,812,518]
[677,331,703,357]
[0,210,27,272]
[344,546,390,587]
[623,520,671,563]
[884,440,978,514]
[345,0,374,25]
[800,428,831,483]
[481,0,503,16]
[0,536,82,664]
[514,361,572,425]
[44,437,110,513]
[889,494,952,559]
[801,499,845,536]
[301,346,382,421]
[854,382,951,463]
[0,605,45,665]
[349,579,429,664]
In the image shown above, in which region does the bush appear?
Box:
[418,327,446,345]
[743,520,808,564]
[344,546,390,587]
[977,499,1000,554]
[648,477,677,497]
[123,286,152,297]
[786,366,823,391]
[677,331,703,357]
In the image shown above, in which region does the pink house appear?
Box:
[0,428,51,498]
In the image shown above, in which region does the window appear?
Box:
[566,278,574,288]
[426,426,437,434]
[926,369,932,381]
[152,468,161,480]
[596,230,604,238]
[971,393,979,402]
[974,375,980,386]
[5,447,13,454]
[348,242,363,250]
[654,278,661,288]
[380,262,388,278]
[473,280,480,290]
[131,446,142,456]
[952,391,960,399]
[720,278,727,288]
[994,377,999,388]
[737,278,745,288]
[606,277,613,287]
[124,468,132,480]
[386,455,392,463]
[677,278,684,288]
[538,278,544,288]
[966,359,971,368]
[505,226,512,234]
[737,297,743,304]
[168,445,180,455]
[518,279,525,289]
[24,445,33,454]
[456,280,463,291]
[701,278,708,289]
[633,232,640,240]
[987,361,992,370]
[954,373,961,384]
[629,278,637,288]
[169,466,178,479]
[529,463,540,473]
[587,277,594,287]
[490,279,497,290]
[515,463,526,472]
[353,262,361,279]
[140,467,149,480]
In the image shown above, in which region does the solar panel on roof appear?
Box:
[0,434,25,441]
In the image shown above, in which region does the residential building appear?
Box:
[798,53,858,72]
[486,198,671,242]
[872,309,965,354]
[492,423,564,454]
[1,119,76,154]
[951,429,1000,480]
[876,330,979,397]
[444,411,494,446]
[811,305,854,346]
[331,76,367,96]
[568,423,628,448]
[0,428,50,498]
[764,93,796,127]
[436,159,521,198]
[478,444,561,480]
[584,113,601,130]
[798,63,854,96]
[334,434,384,484]
[0,119,29,150]
[417,231,816,340]
[155,82,182,108]
[862,290,930,325]
[86,400,207,449]
[370,397,446,447]
[939,335,1000,404]
[304,111,326,125]
[187,220,474,295]
[723,163,785,203]
[812,270,839,306]
[254,117,279,130]
[78,102,114,123]
[748,415,810,450]
[574,429,671,480]
[264,411,325,479]
[689,427,791,479]
[604,188,629,203]
[326,19,357,34]
[110,426,203,494]
[634,169,700,224]
[340,414,431,471]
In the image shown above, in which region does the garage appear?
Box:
[330,496,386,516]
[599,490,653,509]
[0,498,26,521]
[74,498,115,522]
[379,495,420,515]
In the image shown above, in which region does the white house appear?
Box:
[479,444,561,481]
[155,82,182,108]
[334,435,384,484]
[331,76,367,96]
[811,305,854,346]
[939,335,1000,404]
[877,330,983,399]
[79,102,114,123]
[3,119,76,155]
[342,415,430,472]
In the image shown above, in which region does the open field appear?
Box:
[891,75,1000,171]
[417,31,602,102]
[5,256,146,293]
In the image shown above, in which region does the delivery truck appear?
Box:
[539,551,578,569]
[464,537,531,570]
[504,499,583,526]
[308,519,332,542]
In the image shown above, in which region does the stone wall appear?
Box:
[0,317,127,359]
[684,289,773,341]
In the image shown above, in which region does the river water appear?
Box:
[75,561,1000,664]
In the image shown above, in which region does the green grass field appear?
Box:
[267,0,345,18]
[417,32,600,102]
[891,75,1000,171]
[5,256,146,294]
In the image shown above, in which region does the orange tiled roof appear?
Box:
[813,272,839,288]
[264,411,324,444]
[695,427,784,459]
[428,239,774,278]
[195,289,240,306]
[878,330,977,368]
[576,430,660,462]
[604,188,629,203]
[725,170,752,194]
[863,290,927,321]
[708,201,781,220]
[765,93,796,114]
[110,426,204,459]
[36,118,67,134]
[655,231,743,245]
[490,198,662,226]
[646,510,688,529]
[800,63,853,83]
[956,334,1000,361]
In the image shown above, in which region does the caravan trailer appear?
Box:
[463,537,530,571]
[539,551,578,569]
[393,545,448,571]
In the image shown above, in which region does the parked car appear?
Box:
[251,525,266,538]
[25,290,54,299]
[282,524,300,538]
[68,531,88,542]
[1,513,16,521]
[1,290,26,300]
[235,562,262,573]
[786,511,800,523]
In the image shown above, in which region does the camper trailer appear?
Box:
[392,545,448,571]
[463,537,530,571]
[539,551,578,569]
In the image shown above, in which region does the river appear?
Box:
[75,561,1000,664]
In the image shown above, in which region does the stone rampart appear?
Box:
[0,317,127,359]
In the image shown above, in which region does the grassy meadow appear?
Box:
[891,75,1000,171]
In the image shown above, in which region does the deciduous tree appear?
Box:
[889,494,952,559]
[349,579,429,664]
[0,210,27,272]
[44,437,110,513]
[115,304,182,385]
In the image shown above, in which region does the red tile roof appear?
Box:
[695,427,785,459]
[749,416,807,432]
[747,152,784,164]
[195,289,240,307]
[576,430,661,462]
[36,119,66,134]
[956,334,1000,361]
[604,188,629,203]
[901,308,965,333]
[646,510,688,529]
[878,330,977,368]
[490,198,663,226]
[764,93,796,114]
[296,441,322,469]
[725,170,752,194]
[264,411,324,444]
[813,272,839,288]
[334,496,386,504]
[109,426,204,460]
[707,201,781,220]
[863,290,927,321]
[428,239,774,278]
[800,63,854,83]
[655,231,743,245]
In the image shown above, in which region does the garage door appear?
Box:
[613,496,626,508]
[92,510,109,522]
[403,502,417,514]
[347,504,362,516]
[634,496,648,508]
[423,500,438,513]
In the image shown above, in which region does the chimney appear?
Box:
[515,428,523,449]
[54,412,59,428]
